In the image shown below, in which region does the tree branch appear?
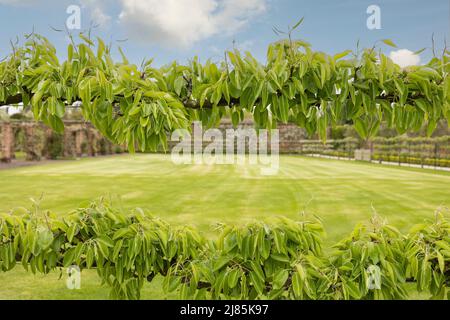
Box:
[1,92,240,111]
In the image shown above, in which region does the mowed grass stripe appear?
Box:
[0,154,448,299]
[0,154,448,240]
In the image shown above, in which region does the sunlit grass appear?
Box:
[0,154,448,299]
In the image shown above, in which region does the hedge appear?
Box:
[300,136,450,167]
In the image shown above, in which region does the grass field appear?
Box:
[0,154,449,299]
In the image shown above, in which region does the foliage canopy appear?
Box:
[0,33,449,151]
[0,30,449,300]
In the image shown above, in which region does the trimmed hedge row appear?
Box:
[0,201,449,300]
[300,136,450,167]
[372,155,450,167]
[300,138,358,157]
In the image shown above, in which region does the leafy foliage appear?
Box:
[0,33,449,150]
[0,30,449,300]
[0,200,448,300]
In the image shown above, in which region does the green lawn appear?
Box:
[0,154,448,299]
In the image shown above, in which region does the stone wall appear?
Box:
[1,120,319,162]
[0,122,13,162]
[167,120,309,154]
[0,121,125,162]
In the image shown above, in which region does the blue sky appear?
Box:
[0,0,448,66]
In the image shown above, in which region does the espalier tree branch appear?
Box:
[0,33,449,152]
[3,90,238,110]
[0,200,449,300]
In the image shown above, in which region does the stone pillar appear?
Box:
[42,127,53,159]
[108,140,114,154]
[1,122,13,163]
[63,127,75,158]
[86,127,97,156]
[75,128,83,157]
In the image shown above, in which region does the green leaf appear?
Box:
[292,17,304,30]
[79,34,94,46]
[223,81,230,104]
[174,76,184,96]
[333,50,352,61]
[68,44,74,61]
[63,247,76,267]
[95,39,105,60]
[343,279,361,299]
[354,118,368,139]
[249,271,264,295]
[211,85,222,106]
[49,116,64,133]
[55,101,65,118]
[113,228,131,240]
[97,235,114,248]
[382,39,397,48]
[436,251,445,273]
[167,275,181,292]
[66,224,77,242]
[213,256,231,272]
[250,261,265,282]
[292,272,302,297]
[435,241,450,251]
[273,269,289,290]
[413,48,426,55]
[228,269,240,289]
[86,246,94,268]
[118,46,129,64]
[426,119,437,137]
[231,111,240,127]
[128,105,141,116]
[279,95,289,123]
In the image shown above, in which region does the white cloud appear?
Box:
[209,45,222,54]
[118,0,267,48]
[235,39,254,52]
[80,0,112,28]
[389,49,420,68]
[0,0,35,5]
[91,7,111,27]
